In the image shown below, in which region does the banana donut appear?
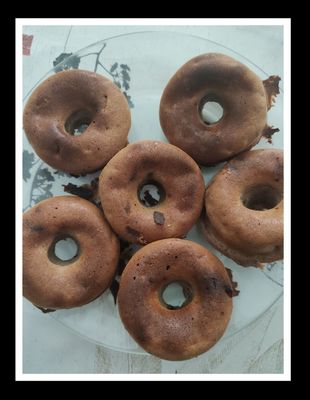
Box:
[202,149,283,267]
[23,196,119,309]
[99,140,205,244]
[160,53,280,165]
[118,239,237,361]
[23,69,131,175]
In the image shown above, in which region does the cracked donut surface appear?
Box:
[160,53,280,165]
[99,140,205,244]
[23,69,131,175]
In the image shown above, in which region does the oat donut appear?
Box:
[99,140,205,244]
[160,53,280,165]
[23,69,131,175]
[202,149,283,267]
[23,196,119,309]
[118,239,237,361]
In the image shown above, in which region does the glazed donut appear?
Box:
[160,53,280,165]
[99,140,205,244]
[23,69,131,175]
[118,238,237,361]
[202,149,283,267]
[23,196,119,309]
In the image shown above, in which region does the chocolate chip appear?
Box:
[153,211,165,225]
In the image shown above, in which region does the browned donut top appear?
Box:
[204,149,283,256]
[23,196,119,309]
[99,140,205,244]
[160,53,278,165]
[23,69,131,175]
[118,239,234,361]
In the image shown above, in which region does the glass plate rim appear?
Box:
[23,29,283,102]
[23,29,284,353]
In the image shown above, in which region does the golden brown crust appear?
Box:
[160,53,280,165]
[99,140,205,244]
[202,149,283,267]
[23,70,131,174]
[118,239,234,361]
[23,196,119,309]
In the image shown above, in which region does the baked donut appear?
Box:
[118,238,237,361]
[23,196,119,309]
[160,53,280,165]
[202,149,283,267]
[99,140,205,244]
[23,69,131,175]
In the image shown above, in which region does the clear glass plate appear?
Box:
[23,31,283,354]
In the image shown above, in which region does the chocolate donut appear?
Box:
[23,69,131,175]
[118,239,237,360]
[202,149,283,267]
[160,53,280,165]
[23,196,119,309]
[99,140,205,244]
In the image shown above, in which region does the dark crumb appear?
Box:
[63,177,100,206]
[63,183,93,199]
[153,211,165,225]
[262,125,280,144]
[225,268,240,297]
[142,190,159,207]
[110,279,119,304]
[262,75,281,109]
[35,305,56,313]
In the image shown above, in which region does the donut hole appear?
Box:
[138,180,166,207]
[65,110,92,136]
[199,98,224,125]
[242,185,282,211]
[48,235,80,265]
[160,281,193,310]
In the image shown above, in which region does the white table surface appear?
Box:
[22,24,284,375]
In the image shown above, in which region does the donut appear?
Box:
[23,196,119,309]
[118,238,237,360]
[99,140,205,244]
[23,69,131,175]
[202,149,283,267]
[159,53,280,165]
